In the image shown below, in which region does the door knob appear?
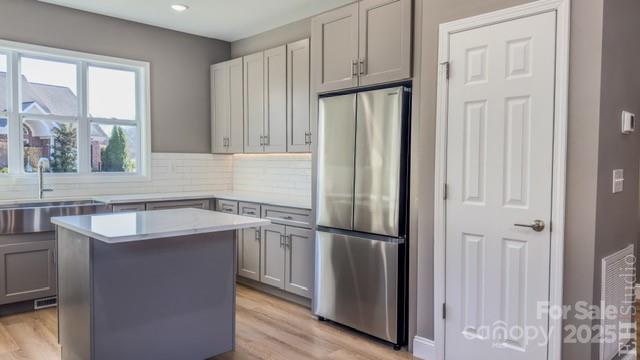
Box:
[514,220,545,232]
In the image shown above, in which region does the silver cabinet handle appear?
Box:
[246,211,256,216]
[255,228,261,241]
[514,220,545,232]
[352,60,358,77]
[286,234,292,248]
[359,59,366,75]
[264,135,270,146]
[304,131,312,145]
[279,234,285,248]
[284,215,293,220]
[259,135,264,146]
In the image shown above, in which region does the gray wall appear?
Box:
[231,18,311,58]
[592,0,640,358]
[0,0,230,153]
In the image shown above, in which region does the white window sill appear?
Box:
[0,173,152,185]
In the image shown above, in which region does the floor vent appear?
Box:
[600,244,635,360]
[34,296,57,310]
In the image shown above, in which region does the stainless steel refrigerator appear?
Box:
[314,85,410,348]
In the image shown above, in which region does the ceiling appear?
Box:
[39,0,353,42]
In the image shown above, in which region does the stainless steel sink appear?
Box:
[0,200,110,235]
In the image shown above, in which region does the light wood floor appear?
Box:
[0,284,414,360]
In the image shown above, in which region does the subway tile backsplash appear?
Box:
[0,153,313,202]
[232,153,312,198]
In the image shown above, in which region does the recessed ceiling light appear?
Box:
[171,4,189,12]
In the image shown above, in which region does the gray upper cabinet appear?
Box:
[211,58,244,154]
[287,39,312,153]
[284,227,314,299]
[263,46,287,152]
[260,224,286,289]
[311,0,411,92]
[311,3,359,93]
[0,240,56,305]
[228,59,245,153]
[243,52,265,153]
[358,0,412,86]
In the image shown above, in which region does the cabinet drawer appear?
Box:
[216,199,238,214]
[238,202,260,217]
[261,205,311,228]
[145,200,210,211]
[112,203,146,213]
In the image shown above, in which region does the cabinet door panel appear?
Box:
[228,58,245,153]
[260,224,286,289]
[358,0,412,86]
[0,241,56,305]
[287,39,311,153]
[311,3,359,93]
[264,46,287,153]
[211,62,230,154]
[244,52,265,153]
[238,227,261,281]
[284,227,314,298]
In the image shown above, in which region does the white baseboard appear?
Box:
[413,336,435,360]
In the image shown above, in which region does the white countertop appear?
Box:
[52,208,270,244]
[91,192,219,205]
[92,191,311,209]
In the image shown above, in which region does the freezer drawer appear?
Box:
[313,230,399,343]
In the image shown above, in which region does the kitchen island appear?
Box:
[51,208,269,360]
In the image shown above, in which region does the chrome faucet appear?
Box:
[37,158,53,200]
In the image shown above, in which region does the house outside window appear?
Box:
[0,40,150,179]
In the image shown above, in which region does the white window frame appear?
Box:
[0,50,8,174]
[0,39,151,185]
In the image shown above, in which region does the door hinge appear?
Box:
[442,303,447,319]
[442,62,450,80]
[443,184,448,200]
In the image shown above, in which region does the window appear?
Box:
[0,40,149,177]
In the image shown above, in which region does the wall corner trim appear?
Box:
[412,336,435,360]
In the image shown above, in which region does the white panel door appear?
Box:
[358,0,412,86]
[287,38,311,153]
[445,12,556,360]
[244,52,265,153]
[311,3,359,93]
[211,62,229,154]
[228,58,244,153]
[263,46,287,153]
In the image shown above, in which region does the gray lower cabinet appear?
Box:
[284,227,314,298]
[260,224,286,288]
[0,240,56,305]
[237,202,261,281]
[145,199,210,211]
[260,224,313,299]
[112,203,146,213]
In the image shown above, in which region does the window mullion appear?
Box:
[77,61,90,174]
[7,51,21,175]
